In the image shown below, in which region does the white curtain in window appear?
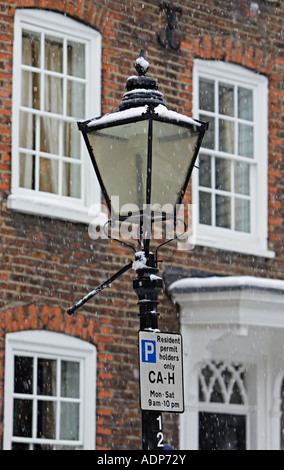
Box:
[21,36,78,196]
[20,37,35,190]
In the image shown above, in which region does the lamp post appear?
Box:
[69,50,208,450]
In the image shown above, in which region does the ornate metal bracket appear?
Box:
[158,1,183,50]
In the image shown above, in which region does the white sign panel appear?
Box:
[138,330,184,413]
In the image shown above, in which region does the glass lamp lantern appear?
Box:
[78,51,208,224]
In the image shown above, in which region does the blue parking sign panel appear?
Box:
[141,340,156,363]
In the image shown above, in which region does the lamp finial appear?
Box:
[119,51,167,111]
[135,50,149,76]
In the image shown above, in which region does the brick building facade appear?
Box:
[0,0,283,450]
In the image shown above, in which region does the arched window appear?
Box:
[3,331,96,450]
[198,361,248,450]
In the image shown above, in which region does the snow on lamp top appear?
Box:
[84,49,206,130]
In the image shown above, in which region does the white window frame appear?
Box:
[3,331,97,450]
[193,60,274,258]
[8,9,102,224]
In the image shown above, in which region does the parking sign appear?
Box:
[138,330,184,413]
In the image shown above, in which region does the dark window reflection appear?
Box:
[37,358,56,396]
[14,356,33,394]
[199,412,246,450]
[13,399,32,437]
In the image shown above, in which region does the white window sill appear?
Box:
[7,195,275,259]
[196,228,275,259]
[7,193,108,226]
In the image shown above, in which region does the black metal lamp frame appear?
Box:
[78,107,207,224]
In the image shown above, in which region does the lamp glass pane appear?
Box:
[151,120,200,213]
[87,120,149,217]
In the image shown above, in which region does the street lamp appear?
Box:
[68,50,208,450]
[78,50,207,251]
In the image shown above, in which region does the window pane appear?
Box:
[68,41,85,78]
[34,444,55,450]
[12,443,30,450]
[44,75,63,114]
[238,87,253,121]
[64,122,81,159]
[20,111,36,150]
[238,124,254,158]
[199,191,212,225]
[61,361,80,398]
[235,198,250,233]
[200,364,214,389]
[37,401,56,439]
[67,81,85,118]
[199,412,246,450]
[235,162,250,195]
[21,71,40,109]
[19,153,35,189]
[199,78,215,112]
[62,163,81,198]
[215,158,231,192]
[60,402,79,440]
[230,381,244,404]
[199,382,205,402]
[37,359,57,396]
[22,31,41,68]
[39,157,59,194]
[40,117,59,154]
[14,356,33,394]
[219,119,234,154]
[216,195,231,228]
[45,36,63,73]
[219,83,234,116]
[13,399,33,437]
[199,154,211,188]
[200,114,215,149]
[210,378,223,403]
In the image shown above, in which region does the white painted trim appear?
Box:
[170,274,284,291]
[7,192,105,225]
[171,276,284,329]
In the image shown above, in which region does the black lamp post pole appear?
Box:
[133,251,164,450]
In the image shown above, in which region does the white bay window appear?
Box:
[170,276,284,450]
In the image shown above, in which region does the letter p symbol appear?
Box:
[142,340,156,363]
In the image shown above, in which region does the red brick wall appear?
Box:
[0,0,283,450]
